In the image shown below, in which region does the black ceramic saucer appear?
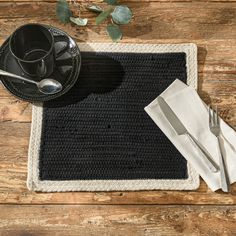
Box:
[0,26,81,102]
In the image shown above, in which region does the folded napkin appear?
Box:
[144,79,236,191]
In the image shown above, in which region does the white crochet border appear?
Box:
[27,43,199,192]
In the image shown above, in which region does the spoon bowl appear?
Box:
[38,78,63,94]
[0,69,63,95]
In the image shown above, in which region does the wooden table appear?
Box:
[0,0,236,235]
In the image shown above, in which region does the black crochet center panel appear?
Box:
[40,51,188,180]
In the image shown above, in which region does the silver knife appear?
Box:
[157,96,219,173]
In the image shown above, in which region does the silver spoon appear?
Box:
[0,69,62,94]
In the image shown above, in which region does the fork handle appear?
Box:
[186,133,219,172]
[217,136,230,192]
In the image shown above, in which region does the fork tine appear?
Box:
[212,105,216,125]
[215,106,218,125]
[211,106,214,125]
[208,105,212,126]
[216,105,220,125]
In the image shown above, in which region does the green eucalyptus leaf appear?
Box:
[106,24,122,42]
[111,5,132,25]
[87,5,103,13]
[70,17,88,26]
[104,0,117,5]
[96,9,112,25]
[56,0,72,23]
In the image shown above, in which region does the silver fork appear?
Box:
[209,105,230,192]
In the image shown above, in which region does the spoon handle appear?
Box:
[0,69,37,85]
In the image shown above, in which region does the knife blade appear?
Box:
[157,96,219,173]
[157,96,187,135]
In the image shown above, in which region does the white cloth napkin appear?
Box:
[144,79,236,191]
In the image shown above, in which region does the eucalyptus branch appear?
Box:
[56,0,133,42]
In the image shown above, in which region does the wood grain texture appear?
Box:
[1,120,236,205]
[0,0,236,234]
[0,121,233,204]
[0,205,236,236]
[0,2,236,42]
[0,1,236,205]
[1,0,236,2]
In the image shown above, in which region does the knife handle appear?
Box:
[186,133,219,173]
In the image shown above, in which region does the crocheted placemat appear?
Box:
[28,43,199,192]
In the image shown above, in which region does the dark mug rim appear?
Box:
[9,23,55,64]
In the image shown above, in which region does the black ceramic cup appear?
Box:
[9,24,55,78]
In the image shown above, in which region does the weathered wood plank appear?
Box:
[0,2,235,42]
[0,205,236,236]
[0,0,236,207]
[1,40,236,68]
[0,177,235,205]
[0,91,236,123]
[0,0,235,3]
[0,98,31,122]
[2,80,236,125]
[1,37,236,122]
[0,121,236,205]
